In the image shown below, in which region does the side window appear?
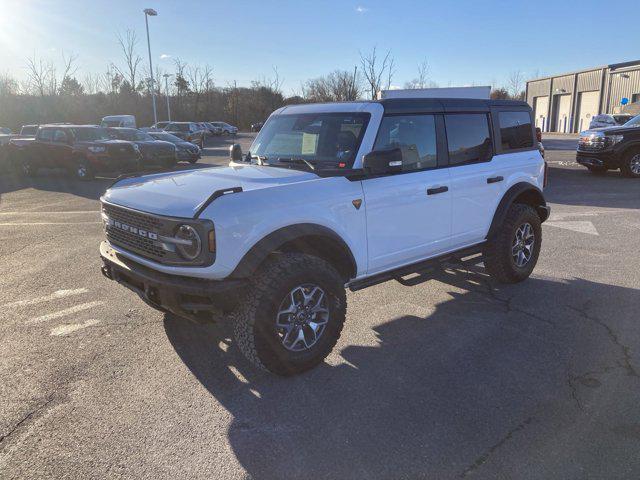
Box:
[444,114,492,166]
[38,129,53,142]
[373,114,437,171]
[53,129,67,143]
[499,111,533,151]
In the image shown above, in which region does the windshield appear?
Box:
[250,113,370,168]
[623,115,640,127]
[21,126,37,135]
[101,120,122,127]
[613,115,631,125]
[72,127,110,141]
[150,132,182,143]
[122,130,154,141]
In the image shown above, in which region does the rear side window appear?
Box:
[38,129,53,141]
[499,111,533,151]
[374,114,437,170]
[444,114,492,165]
[52,129,67,143]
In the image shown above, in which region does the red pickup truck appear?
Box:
[10,125,141,180]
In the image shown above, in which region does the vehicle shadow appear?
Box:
[546,165,640,209]
[163,267,640,479]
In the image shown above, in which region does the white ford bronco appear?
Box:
[100,98,549,375]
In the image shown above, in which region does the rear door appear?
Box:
[362,113,452,274]
[34,128,54,168]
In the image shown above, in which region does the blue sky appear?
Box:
[1,0,638,95]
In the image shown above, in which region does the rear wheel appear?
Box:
[483,204,542,284]
[232,253,346,376]
[620,150,640,178]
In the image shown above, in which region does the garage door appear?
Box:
[553,94,572,133]
[533,96,549,132]
[576,91,600,133]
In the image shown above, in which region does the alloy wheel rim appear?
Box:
[512,222,535,268]
[631,154,640,175]
[276,284,329,352]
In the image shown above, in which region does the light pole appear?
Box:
[163,73,172,122]
[143,8,158,125]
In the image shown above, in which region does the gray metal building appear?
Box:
[526,60,640,133]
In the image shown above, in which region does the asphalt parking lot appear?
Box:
[1,133,640,479]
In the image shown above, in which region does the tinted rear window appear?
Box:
[445,114,492,165]
[499,111,533,151]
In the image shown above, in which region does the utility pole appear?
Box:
[143,8,158,125]
[163,73,172,121]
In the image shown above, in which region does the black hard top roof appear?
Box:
[378,98,530,114]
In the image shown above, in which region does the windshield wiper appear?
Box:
[274,157,316,171]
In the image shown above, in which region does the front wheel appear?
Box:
[620,150,640,178]
[73,158,94,181]
[483,204,542,284]
[232,253,347,376]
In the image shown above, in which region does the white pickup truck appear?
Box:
[100,98,549,375]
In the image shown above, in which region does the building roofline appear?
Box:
[526,60,640,84]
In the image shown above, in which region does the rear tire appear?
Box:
[620,150,640,178]
[483,204,542,284]
[232,253,346,376]
[587,165,607,175]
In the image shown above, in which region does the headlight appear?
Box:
[133,144,140,152]
[88,146,106,153]
[174,224,202,260]
[608,134,624,145]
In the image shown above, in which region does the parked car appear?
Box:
[148,131,201,163]
[588,114,633,130]
[0,127,11,135]
[163,122,206,148]
[251,121,264,132]
[577,114,640,177]
[210,121,238,135]
[203,122,223,135]
[536,127,544,158]
[12,125,140,180]
[107,127,176,168]
[150,121,171,131]
[101,115,137,128]
[99,98,549,375]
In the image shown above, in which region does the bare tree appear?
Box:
[360,47,393,100]
[25,54,54,96]
[114,29,142,93]
[404,60,430,89]
[508,70,525,100]
[0,72,19,96]
[303,69,363,102]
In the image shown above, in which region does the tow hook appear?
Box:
[101,264,113,280]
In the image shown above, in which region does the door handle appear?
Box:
[487,176,504,184]
[427,186,448,195]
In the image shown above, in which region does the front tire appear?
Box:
[620,150,640,178]
[73,157,94,181]
[483,204,542,284]
[232,253,347,376]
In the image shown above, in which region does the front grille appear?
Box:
[107,144,135,160]
[103,203,167,261]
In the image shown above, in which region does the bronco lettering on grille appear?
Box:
[107,218,158,240]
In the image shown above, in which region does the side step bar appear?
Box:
[348,243,485,292]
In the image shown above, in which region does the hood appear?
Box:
[102,164,319,218]
[582,125,637,135]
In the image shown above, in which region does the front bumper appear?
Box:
[176,149,200,161]
[576,149,619,169]
[100,242,246,323]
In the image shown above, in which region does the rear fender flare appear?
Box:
[486,183,547,240]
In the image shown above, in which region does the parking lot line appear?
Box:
[3,288,89,308]
[28,301,104,324]
[50,319,100,336]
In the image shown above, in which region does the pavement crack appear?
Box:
[0,396,55,448]
[569,304,639,378]
[460,415,535,478]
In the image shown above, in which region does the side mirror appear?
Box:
[230,143,243,162]
[362,148,403,175]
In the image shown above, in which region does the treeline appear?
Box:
[0,30,526,132]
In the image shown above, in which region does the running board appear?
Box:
[348,244,485,292]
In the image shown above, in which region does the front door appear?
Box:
[361,113,452,275]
